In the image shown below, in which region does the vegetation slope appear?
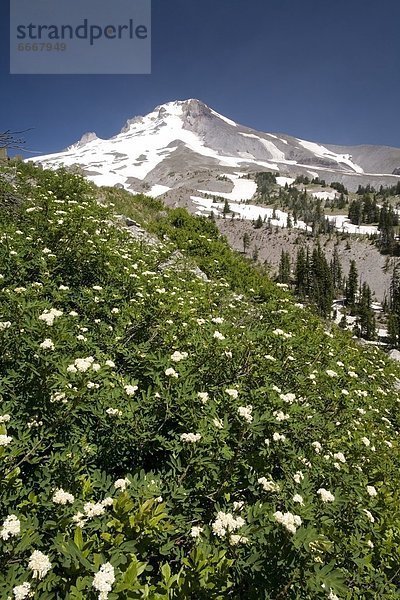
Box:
[1,162,400,599]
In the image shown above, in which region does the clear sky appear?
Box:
[1,0,400,157]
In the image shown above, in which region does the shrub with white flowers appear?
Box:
[1,163,400,598]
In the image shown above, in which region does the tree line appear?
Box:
[277,246,376,339]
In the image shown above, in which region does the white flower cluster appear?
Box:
[27,550,52,579]
[229,534,249,545]
[67,356,96,373]
[106,407,122,417]
[38,308,63,326]
[165,367,178,378]
[317,488,335,503]
[190,525,204,538]
[40,338,55,350]
[50,391,67,404]
[170,351,188,362]
[0,414,11,423]
[293,494,304,505]
[279,393,296,404]
[363,509,375,523]
[85,498,113,517]
[237,405,253,423]
[198,392,209,404]
[12,582,31,600]
[213,331,225,340]
[0,514,21,540]
[326,370,338,378]
[225,388,238,399]
[114,477,130,491]
[312,441,322,454]
[0,434,12,446]
[73,497,113,528]
[258,477,280,492]
[273,511,302,534]
[92,562,115,600]
[124,384,138,396]
[272,328,292,339]
[333,452,346,464]
[212,511,245,537]
[180,432,201,443]
[367,485,378,497]
[293,471,304,484]
[0,320,11,330]
[274,410,289,422]
[52,488,75,505]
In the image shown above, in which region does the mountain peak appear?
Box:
[32,98,400,198]
[67,131,98,150]
[119,99,224,134]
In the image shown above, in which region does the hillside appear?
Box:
[1,162,400,599]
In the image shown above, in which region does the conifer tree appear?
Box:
[330,246,343,292]
[223,199,230,218]
[309,245,333,316]
[278,250,291,284]
[254,214,263,229]
[388,263,400,347]
[346,260,358,310]
[295,247,308,297]
[242,232,250,254]
[357,282,376,340]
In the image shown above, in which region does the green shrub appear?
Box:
[1,164,400,598]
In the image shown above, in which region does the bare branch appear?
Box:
[0,128,33,151]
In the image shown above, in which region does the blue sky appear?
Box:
[1,0,400,157]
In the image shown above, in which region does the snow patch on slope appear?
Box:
[276,176,295,187]
[311,191,338,201]
[191,196,310,231]
[326,215,378,235]
[148,184,171,197]
[209,108,238,127]
[297,139,364,174]
[199,173,257,201]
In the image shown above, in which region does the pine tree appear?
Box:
[309,245,333,317]
[222,199,230,218]
[346,260,358,310]
[295,247,307,297]
[388,263,400,347]
[254,214,263,229]
[330,246,343,292]
[357,282,376,340]
[388,312,399,347]
[242,232,250,254]
[278,250,291,283]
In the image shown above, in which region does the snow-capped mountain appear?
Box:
[31,99,400,202]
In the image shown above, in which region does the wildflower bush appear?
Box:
[1,163,400,599]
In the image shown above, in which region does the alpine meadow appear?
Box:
[1,160,400,599]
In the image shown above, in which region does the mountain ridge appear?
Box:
[30,99,400,201]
